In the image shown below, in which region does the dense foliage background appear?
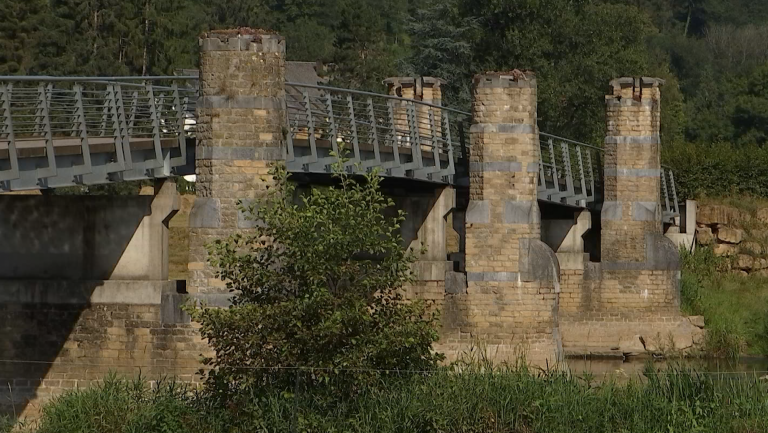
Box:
[5,0,768,197]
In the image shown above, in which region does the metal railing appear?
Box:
[538,132,602,206]
[285,82,470,183]
[281,83,623,209]
[0,76,196,191]
[661,166,680,222]
[0,75,680,221]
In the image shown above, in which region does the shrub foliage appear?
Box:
[189,162,443,400]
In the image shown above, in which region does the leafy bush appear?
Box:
[189,161,443,402]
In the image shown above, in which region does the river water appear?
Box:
[564,356,768,382]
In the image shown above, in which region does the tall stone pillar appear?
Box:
[445,71,559,365]
[188,29,286,293]
[598,76,680,311]
[557,78,699,357]
[602,77,665,263]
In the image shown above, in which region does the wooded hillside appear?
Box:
[4,0,767,197]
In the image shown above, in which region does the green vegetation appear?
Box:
[681,247,768,357]
[187,160,441,400]
[5,1,768,197]
[22,364,768,433]
[665,142,768,199]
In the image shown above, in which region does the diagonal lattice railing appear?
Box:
[0,76,196,191]
[284,83,683,220]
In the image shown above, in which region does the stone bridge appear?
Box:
[0,29,701,418]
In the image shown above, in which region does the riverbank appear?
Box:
[682,244,768,357]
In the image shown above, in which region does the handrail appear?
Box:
[286,82,471,117]
[0,75,680,219]
[0,76,198,82]
[540,132,603,152]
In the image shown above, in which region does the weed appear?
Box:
[681,247,768,356]
[20,364,768,433]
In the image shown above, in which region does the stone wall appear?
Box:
[696,203,768,275]
[0,281,212,419]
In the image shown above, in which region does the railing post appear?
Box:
[660,168,671,217]
[100,91,110,137]
[325,92,338,166]
[300,89,317,165]
[36,83,57,183]
[113,83,133,170]
[146,83,164,170]
[168,82,187,170]
[383,99,402,176]
[127,90,139,136]
[584,148,595,199]
[575,146,587,206]
[668,170,680,215]
[72,84,93,177]
[0,83,19,182]
[364,96,381,169]
[406,102,423,171]
[560,141,575,201]
[442,112,455,182]
[428,107,441,176]
[547,137,559,196]
[345,93,361,166]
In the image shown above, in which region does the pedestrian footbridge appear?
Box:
[0,75,679,221]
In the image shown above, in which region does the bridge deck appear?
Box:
[0,136,179,159]
[0,76,680,221]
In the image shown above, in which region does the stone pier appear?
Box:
[188,29,287,293]
[437,72,560,365]
[558,77,702,356]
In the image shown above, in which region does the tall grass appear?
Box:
[681,246,768,357]
[20,364,768,433]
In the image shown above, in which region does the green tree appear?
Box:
[0,0,50,75]
[190,160,443,402]
[447,0,654,142]
[400,0,477,109]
